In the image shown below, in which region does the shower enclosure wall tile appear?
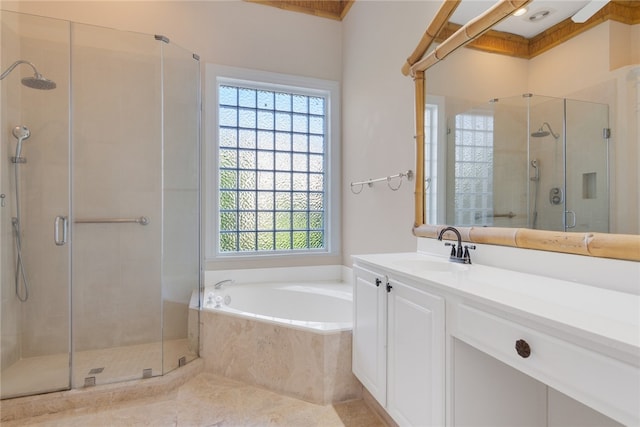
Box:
[0,30,22,368]
[17,34,71,359]
[71,26,165,356]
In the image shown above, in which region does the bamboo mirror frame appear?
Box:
[404,0,640,262]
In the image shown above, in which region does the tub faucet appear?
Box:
[437,226,475,264]
[214,279,234,289]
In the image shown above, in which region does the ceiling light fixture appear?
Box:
[528,10,551,22]
[571,0,609,23]
[513,7,528,17]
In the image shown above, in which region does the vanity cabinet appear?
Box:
[352,265,445,426]
[352,265,387,405]
[353,253,639,427]
[453,303,639,426]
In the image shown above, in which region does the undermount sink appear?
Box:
[391,258,469,273]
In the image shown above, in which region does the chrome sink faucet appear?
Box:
[437,226,475,264]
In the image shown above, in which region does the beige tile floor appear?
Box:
[3,372,386,427]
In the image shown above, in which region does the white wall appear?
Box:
[3,0,342,81]
[341,0,438,265]
[19,0,447,269]
[3,0,637,266]
[1,1,345,271]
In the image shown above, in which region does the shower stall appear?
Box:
[1,11,201,399]
[442,93,609,232]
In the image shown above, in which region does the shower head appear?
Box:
[531,129,550,138]
[0,60,56,90]
[12,125,31,159]
[21,74,56,90]
[531,122,559,139]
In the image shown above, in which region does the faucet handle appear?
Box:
[444,242,457,257]
[463,245,476,264]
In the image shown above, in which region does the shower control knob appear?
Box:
[549,187,563,205]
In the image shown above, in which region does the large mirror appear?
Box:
[409,0,640,261]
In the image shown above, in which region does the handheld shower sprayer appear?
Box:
[0,60,57,90]
[530,159,540,229]
[530,159,539,181]
[10,125,32,302]
[12,126,31,161]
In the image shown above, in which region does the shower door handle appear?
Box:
[54,215,68,246]
[565,210,576,229]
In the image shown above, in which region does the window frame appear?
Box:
[205,64,341,262]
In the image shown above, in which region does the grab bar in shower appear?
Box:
[74,216,150,225]
[492,212,516,218]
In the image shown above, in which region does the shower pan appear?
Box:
[1,11,201,399]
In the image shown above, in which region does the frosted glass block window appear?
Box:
[454,111,494,226]
[218,84,326,253]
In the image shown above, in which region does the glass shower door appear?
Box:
[71,23,163,388]
[1,11,71,398]
[565,99,609,232]
[160,41,201,374]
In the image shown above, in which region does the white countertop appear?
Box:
[353,252,640,362]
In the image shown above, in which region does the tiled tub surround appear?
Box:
[200,281,362,405]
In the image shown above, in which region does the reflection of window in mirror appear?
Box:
[425,100,439,225]
[451,110,494,227]
[425,95,447,226]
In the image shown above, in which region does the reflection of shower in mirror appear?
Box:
[531,122,560,139]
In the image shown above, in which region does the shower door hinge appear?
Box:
[154,34,170,44]
[603,128,611,139]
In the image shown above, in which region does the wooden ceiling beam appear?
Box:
[245,0,354,21]
[434,0,639,60]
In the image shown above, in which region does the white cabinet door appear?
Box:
[387,276,445,426]
[352,266,387,406]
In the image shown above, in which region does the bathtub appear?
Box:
[202,282,352,333]
[199,281,362,404]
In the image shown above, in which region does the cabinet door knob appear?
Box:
[515,339,531,358]
[375,278,381,287]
